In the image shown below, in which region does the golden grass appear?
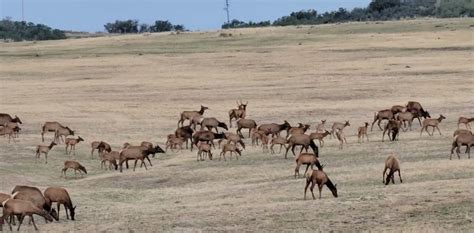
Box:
[0,18,473,232]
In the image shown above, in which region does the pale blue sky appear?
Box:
[0,0,371,32]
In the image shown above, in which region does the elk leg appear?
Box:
[417,117,422,126]
[420,127,425,136]
[279,144,283,153]
[146,156,152,166]
[304,179,311,200]
[398,170,403,183]
[310,183,316,200]
[142,159,148,170]
[45,153,48,164]
[382,167,387,183]
[304,164,310,177]
[377,119,383,131]
[17,215,24,231]
[284,144,291,159]
[133,160,138,171]
[318,184,323,199]
[436,126,442,135]
[57,203,61,219]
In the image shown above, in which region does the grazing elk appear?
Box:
[258,121,291,138]
[0,125,18,143]
[175,125,194,149]
[294,153,324,178]
[35,141,57,164]
[100,151,119,170]
[11,185,59,223]
[236,118,257,138]
[197,142,213,161]
[166,136,185,152]
[304,169,338,200]
[371,110,393,131]
[420,115,446,136]
[270,136,287,154]
[119,146,163,172]
[62,160,87,178]
[450,133,474,159]
[41,122,73,143]
[65,136,84,155]
[335,130,347,149]
[2,198,54,231]
[191,131,225,151]
[219,144,242,161]
[391,105,405,114]
[331,121,350,138]
[315,120,326,133]
[200,117,229,133]
[0,113,22,126]
[453,129,472,137]
[382,120,402,142]
[458,116,474,129]
[91,141,111,158]
[218,132,246,149]
[357,122,369,143]
[396,111,415,131]
[309,130,331,148]
[288,123,310,137]
[285,134,319,159]
[177,105,209,127]
[383,155,402,185]
[43,187,76,220]
[229,101,248,128]
[406,101,431,126]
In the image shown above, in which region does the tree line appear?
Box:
[0,18,66,41]
[222,0,473,28]
[104,20,184,34]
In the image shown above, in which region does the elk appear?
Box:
[41,122,73,143]
[0,113,22,126]
[91,141,111,158]
[219,144,242,161]
[35,141,57,164]
[43,187,76,220]
[450,133,474,159]
[177,105,209,127]
[453,129,472,137]
[236,118,257,138]
[218,132,246,149]
[294,153,324,178]
[11,185,59,223]
[65,136,84,155]
[0,125,18,143]
[119,146,162,172]
[191,131,225,151]
[331,121,350,138]
[166,137,185,152]
[200,117,229,133]
[175,125,194,148]
[270,136,287,154]
[260,132,270,153]
[420,115,446,136]
[335,130,346,149]
[190,116,203,130]
[0,192,12,206]
[396,111,415,131]
[100,151,119,170]
[406,101,431,126]
[285,134,319,159]
[251,129,267,146]
[140,141,164,158]
[315,120,326,133]
[288,123,310,137]
[258,121,291,138]
[197,142,213,161]
[391,105,405,114]
[62,160,87,178]
[2,198,54,231]
[382,120,402,142]
[357,122,369,143]
[309,130,331,147]
[304,169,338,200]
[54,126,75,144]
[383,155,402,185]
[4,122,21,138]
[229,100,248,128]
[371,110,393,131]
[458,116,474,129]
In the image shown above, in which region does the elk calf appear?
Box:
[65,136,84,155]
[458,116,474,130]
[309,130,331,147]
[270,136,287,154]
[219,144,242,161]
[35,141,57,164]
[420,115,446,136]
[197,142,212,161]
[383,155,402,185]
[315,120,326,133]
[62,161,87,178]
[0,125,18,143]
[101,151,119,170]
[357,122,369,143]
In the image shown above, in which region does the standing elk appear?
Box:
[100,151,119,170]
[219,144,242,161]
[294,153,324,178]
[288,123,310,137]
[420,115,446,136]
[450,133,474,159]
[0,125,19,143]
[41,122,74,143]
[218,132,246,149]
[406,101,431,126]
[229,101,247,128]
[166,137,185,152]
[177,105,209,127]
[200,117,229,133]
[91,141,111,158]
[175,125,194,149]
[285,134,319,159]
[35,141,57,164]
[236,119,257,138]
[190,116,204,130]
[3,122,21,138]
[391,105,405,114]
[396,111,415,131]
[65,136,84,155]
[43,187,76,220]
[197,142,213,161]
[383,155,402,185]
[309,130,331,147]
[119,146,163,172]
[62,161,87,178]
[251,129,267,146]
[2,198,54,231]
[315,120,326,133]
[258,121,291,138]
[382,120,402,142]
[11,185,59,223]
[335,130,347,149]
[331,121,350,138]
[54,126,75,144]
[458,116,474,129]
[304,169,338,200]
[191,131,225,151]
[270,136,287,154]
[357,122,369,143]
[453,129,472,137]
[371,110,393,131]
[0,113,22,126]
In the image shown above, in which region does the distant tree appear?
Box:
[369,0,401,13]
[139,23,149,33]
[174,24,185,31]
[0,18,66,41]
[104,20,139,33]
[150,20,173,32]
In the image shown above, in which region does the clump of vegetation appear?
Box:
[104,20,185,34]
[0,18,66,42]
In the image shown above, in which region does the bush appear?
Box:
[0,18,66,41]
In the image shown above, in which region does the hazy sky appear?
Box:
[1,0,371,32]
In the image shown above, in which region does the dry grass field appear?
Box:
[0,18,473,232]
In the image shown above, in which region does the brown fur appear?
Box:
[177,105,208,127]
[65,136,84,155]
[101,151,120,170]
[458,116,474,130]
[229,101,247,128]
[62,160,87,178]
[450,133,474,160]
[270,136,286,154]
[383,155,402,185]
[371,110,393,131]
[43,187,76,220]
[357,122,369,143]
[219,144,242,161]
[420,115,446,136]
[35,141,57,164]
[382,120,402,142]
[197,142,213,161]
[294,153,323,178]
[2,199,54,231]
[304,170,338,200]
[309,130,331,147]
[236,118,257,138]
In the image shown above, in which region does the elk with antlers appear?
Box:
[229,100,248,128]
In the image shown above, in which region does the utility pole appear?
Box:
[21,0,24,21]
[224,0,230,25]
